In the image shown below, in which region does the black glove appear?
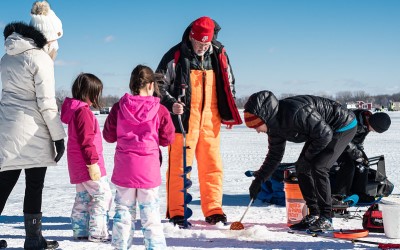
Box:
[249,177,263,201]
[54,139,65,162]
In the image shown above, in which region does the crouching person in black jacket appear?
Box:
[244,90,357,232]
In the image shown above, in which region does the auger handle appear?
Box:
[177,84,187,103]
[239,199,254,223]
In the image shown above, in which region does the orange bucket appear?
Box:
[284,183,308,226]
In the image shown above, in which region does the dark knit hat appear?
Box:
[368,112,391,133]
[244,112,264,128]
[190,16,214,42]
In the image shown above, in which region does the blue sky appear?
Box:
[1,0,399,98]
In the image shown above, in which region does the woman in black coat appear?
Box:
[244,90,357,232]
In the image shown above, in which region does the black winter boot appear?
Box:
[205,213,227,225]
[169,215,185,227]
[0,239,7,249]
[289,214,318,231]
[24,213,59,250]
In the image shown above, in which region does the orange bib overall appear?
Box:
[166,69,224,218]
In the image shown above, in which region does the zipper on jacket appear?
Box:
[200,56,206,113]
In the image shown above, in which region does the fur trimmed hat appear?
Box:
[190,16,214,43]
[368,112,391,133]
[29,1,63,41]
[244,112,265,128]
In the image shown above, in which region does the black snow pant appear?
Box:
[331,151,369,196]
[296,127,357,218]
[0,167,47,214]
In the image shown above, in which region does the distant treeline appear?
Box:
[55,90,120,111]
[235,90,400,109]
[56,89,400,110]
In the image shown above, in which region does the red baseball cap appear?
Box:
[190,16,215,42]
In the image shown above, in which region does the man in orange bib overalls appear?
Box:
[156,16,242,226]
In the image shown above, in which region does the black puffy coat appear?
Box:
[244,91,356,181]
[344,109,371,160]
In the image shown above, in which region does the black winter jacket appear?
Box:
[244,91,356,181]
[344,109,371,160]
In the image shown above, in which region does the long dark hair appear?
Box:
[71,73,103,109]
[129,64,162,97]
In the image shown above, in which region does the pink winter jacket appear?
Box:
[103,93,175,188]
[61,98,106,184]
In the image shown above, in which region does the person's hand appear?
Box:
[87,163,101,181]
[172,102,184,115]
[356,157,369,166]
[354,150,364,160]
[54,139,65,162]
[249,178,262,200]
[222,119,235,129]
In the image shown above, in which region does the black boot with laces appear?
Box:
[289,215,318,230]
[308,216,333,232]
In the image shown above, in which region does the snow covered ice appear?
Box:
[1,110,400,249]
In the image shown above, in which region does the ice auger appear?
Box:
[177,84,192,229]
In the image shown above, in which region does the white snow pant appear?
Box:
[112,185,166,250]
[71,177,112,239]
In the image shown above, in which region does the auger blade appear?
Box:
[181,178,192,189]
[184,166,192,174]
[184,193,193,204]
[184,207,193,219]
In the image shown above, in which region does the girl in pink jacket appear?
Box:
[61,73,112,242]
[103,65,175,250]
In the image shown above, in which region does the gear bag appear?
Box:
[362,203,384,233]
[365,155,394,197]
[330,155,394,199]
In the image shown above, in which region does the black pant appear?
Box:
[0,167,47,214]
[331,152,355,195]
[296,127,357,218]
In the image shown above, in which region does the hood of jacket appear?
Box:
[3,22,47,55]
[244,90,279,126]
[119,93,160,125]
[61,97,89,124]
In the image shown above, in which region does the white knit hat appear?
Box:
[29,1,63,42]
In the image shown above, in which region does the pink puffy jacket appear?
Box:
[103,93,175,188]
[61,98,106,184]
